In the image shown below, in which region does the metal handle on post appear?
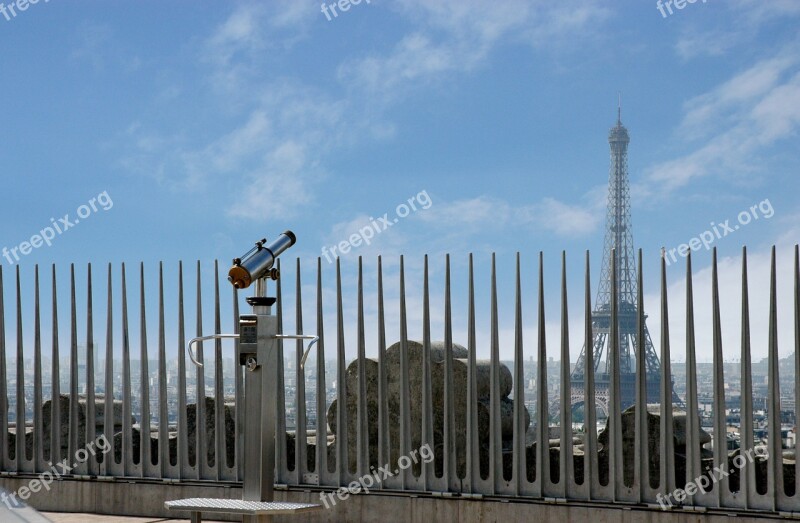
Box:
[274,334,319,370]
[188,333,318,369]
[188,334,240,367]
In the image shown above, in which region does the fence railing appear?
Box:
[0,245,798,515]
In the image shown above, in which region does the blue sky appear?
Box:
[1,0,799,363]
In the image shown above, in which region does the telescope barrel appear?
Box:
[228,230,296,289]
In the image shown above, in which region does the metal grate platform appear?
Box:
[165,498,321,515]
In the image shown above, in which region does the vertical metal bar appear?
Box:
[536,252,550,497]
[421,255,434,489]
[559,252,573,497]
[16,266,28,471]
[33,266,43,471]
[294,259,307,483]
[377,256,389,481]
[103,264,117,476]
[711,249,727,507]
[86,264,97,476]
[684,253,706,505]
[335,259,348,483]
[634,250,648,502]
[51,266,62,469]
[213,261,226,480]
[489,254,502,492]
[467,254,481,493]
[315,258,330,485]
[158,263,170,478]
[69,265,80,471]
[443,254,456,491]
[356,258,368,477]
[767,247,783,510]
[0,267,6,472]
[609,249,622,499]
[232,281,242,482]
[177,262,191,478]
[794,245,800,506]
[584,251,597,501]
[140,263,152,477]
[740,247,755,508]
[275,261,287,484]
[399,256,411,490]
[658,250,675,500]
[121,264,135,477]
[195,261,208,479]
[512,253,526,495]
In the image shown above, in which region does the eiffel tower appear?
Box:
[570,103,664,416]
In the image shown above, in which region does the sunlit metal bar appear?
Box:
[275,262,287,482]
[140,263,153,477]
[634,250,648,502]
[608,250,622,499]
[158,263,171,478]
[490,254,503,493]
[214,260,226,480]
[536,252,550,498]
[356,258,369,479]
[0,267,7,471]
[177,262,191,478]
[335,259,349,484]
[710,249,727,506]
[443,254,456,491]
[103,264,119,476]
[69,265,80,471]
[398,256,411,490]
[658,250,675,500]
[583,251,598,501]
[195,261,207,479]
[294,258,307,485]
[33,267,44,471]
[377,256,389,484]
[121,264,136,477]
[86,264,97,476]
[559,252,573,498]
[315,258,332,486]
[767,247,784,510]
[51,266,62,468]
[684,253,707,506]
[421,255,435,489]
[16,266,27,472]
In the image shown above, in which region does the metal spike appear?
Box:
[139,263,152,476]
[536,252,549,496]
[711,249,726,505]
[659,249,675,498]
[357,257,368,476]
[33,266,43,469]
[422,255,434,487]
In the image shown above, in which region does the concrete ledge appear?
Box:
[0,477,788,522]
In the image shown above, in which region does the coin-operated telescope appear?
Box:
[228,231,296,289]
[167,231,320,523]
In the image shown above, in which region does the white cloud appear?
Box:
[644,48,800,194]
[339,0,609,99]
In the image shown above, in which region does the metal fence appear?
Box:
[0,246,798,515]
